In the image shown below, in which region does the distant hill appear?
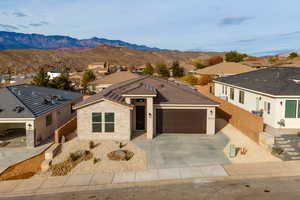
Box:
[0,31,165,51]
[0,45,225,74]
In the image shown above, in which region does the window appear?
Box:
[92,113,102,132]
[222,85,225,94]
[264,101,271,114]
[225,86,228,95]
[239,90,245,104]
[285,100,297,118]
[46,114,52,127]
[230,88,234,100]
[105,113,115,132]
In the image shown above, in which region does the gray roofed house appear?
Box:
[74,76,218,141]
[0,84,83,147]
[213,67,300,135]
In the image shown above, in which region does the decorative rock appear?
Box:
[107,150,134,161]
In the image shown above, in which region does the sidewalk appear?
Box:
[2,161,300,197]
[0,164,227,196]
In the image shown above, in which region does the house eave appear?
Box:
[214,80,300,98]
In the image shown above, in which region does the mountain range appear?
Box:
[0,31,164,51]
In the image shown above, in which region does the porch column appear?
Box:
[146,97,154,139]
[26,121,35,148]
[206,107,216,135]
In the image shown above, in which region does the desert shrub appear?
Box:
[297,132,300,137]
[69,153,80,161]
[198,75,214,85]
[179,76,198,85]
[271,147,283,155]
[207,56,223,66]
[89,141,95,149]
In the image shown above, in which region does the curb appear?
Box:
[1,172,300,198]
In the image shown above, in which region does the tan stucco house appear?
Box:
[0,84,83,147]
[74,76,218,140]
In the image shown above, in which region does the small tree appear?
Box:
[208,56,223,66]
[198,75,214,85]
[170,61,184,77]
[225,51,247,62]
[288,52,298,59]
[143,62,154,75]
[192,59,206,69]
[31,68,49,87]
[49,74,72,90]
[155,62,170,77]
[81,70,96,89]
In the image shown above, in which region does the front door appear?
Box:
[136,106,145,130]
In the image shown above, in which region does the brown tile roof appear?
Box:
[75,76,218,109]
[91,71,140,85]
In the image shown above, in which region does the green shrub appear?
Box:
[271,147,283,155]
[69,153,80,161]
[297,132,300,137]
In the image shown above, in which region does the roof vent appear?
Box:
[0,109,3,112]
[17,90,22,96]
[13,106,24,113]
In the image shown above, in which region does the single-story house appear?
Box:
[214,67,300,135]
[195,62,256,78]
[74,76,218,141]
[47,70,66,80]
[89,71,140,92]
[0,84,83,147]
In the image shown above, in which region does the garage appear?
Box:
[0,123,27,147]
[156,109,207,134]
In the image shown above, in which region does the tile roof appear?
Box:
[215,67,300,96]
[0,84,83,118]
[75,76,218,109]
[196,62,255,75]
[91,71,140,85]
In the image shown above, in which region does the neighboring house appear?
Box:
[74,76,218,141]
[195,62,256,78]
[214,67,300,135]
[89,71,140,92]
[87,62,109,74]
[0,84,83,147]
[47,70,66,80]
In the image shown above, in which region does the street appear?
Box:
[3,176,300,200]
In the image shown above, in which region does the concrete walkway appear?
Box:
[0,142,52,173]
[0,164,228,195]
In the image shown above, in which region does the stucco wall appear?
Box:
[77,100,132,140]
[215,82,300,129]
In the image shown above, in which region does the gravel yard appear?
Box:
[218,119,281,163]
[51,137,147,175]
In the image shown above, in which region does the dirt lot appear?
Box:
[0,152,44,181]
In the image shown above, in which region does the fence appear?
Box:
[196,83,263,143]
[54,116,77,143]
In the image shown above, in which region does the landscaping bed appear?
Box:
[48,137,147,175]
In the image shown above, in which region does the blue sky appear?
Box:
[0,0,300,55]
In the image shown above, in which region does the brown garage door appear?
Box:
[156,109,207,134]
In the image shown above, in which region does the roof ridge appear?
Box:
[6,86,36,117]
[150,76,205,98]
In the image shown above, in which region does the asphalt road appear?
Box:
[3,176,300,200]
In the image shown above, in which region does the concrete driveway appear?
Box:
[134,133,230,169]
